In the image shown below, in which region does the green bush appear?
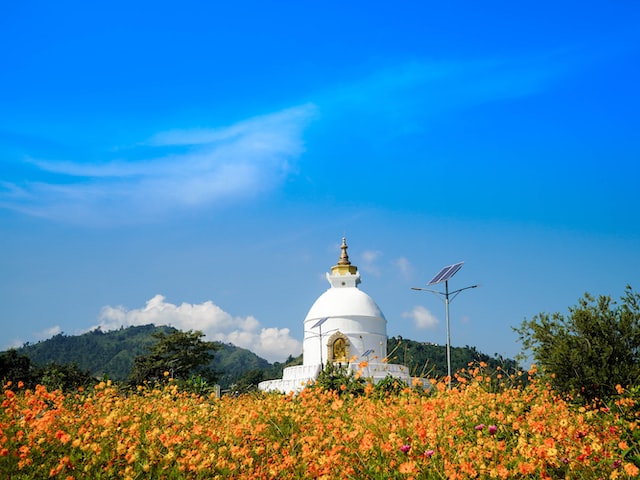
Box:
[311,362,366,396]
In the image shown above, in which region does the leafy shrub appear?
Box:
[372,374,410,397]
[311,362,365,396]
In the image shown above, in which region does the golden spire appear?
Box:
[331,237,358,275]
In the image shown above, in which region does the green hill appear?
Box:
[17,325,171,380]
[386,336,518,378]
[15,325,273,389]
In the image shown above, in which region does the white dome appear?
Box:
[304,287,385,321]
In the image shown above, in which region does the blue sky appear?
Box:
[1,1,639,364]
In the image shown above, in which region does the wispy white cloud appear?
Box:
[93,295,301,363]
[4,338,25,350]
[320,51,572,135]
[393,256,413,281]
[402,305,439,330]
[0,104,317,225]
[36,325,62,340]
[147,106,314,147]
[360,249,383,276]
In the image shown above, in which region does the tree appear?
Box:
[0,349,37,388]
[128,330,219,385]
[515,286,640,402]
[38,363,96,391]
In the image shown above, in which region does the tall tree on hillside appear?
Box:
[515,286,640,402]
[128,330,219,385]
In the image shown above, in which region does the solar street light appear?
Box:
[412,262,478,388]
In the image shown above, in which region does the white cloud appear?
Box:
[1,104,317,225]
[360,249,382,276]
[402,305,439,330]
[35,325,62,340]
[93,295,301,363]
[330,54,569,117]
[147,105,315,148]
[393,256,413,281]
[4,338,26,350]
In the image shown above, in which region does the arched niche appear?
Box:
[326,331,350,363]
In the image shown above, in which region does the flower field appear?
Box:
[2,366,639,479]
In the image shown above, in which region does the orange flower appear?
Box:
[496,464,509,479]
[518,462,536,475]
[359,432,375,452]
[364,383,374,395]
[624,463,640,476]
[398,461,416,474]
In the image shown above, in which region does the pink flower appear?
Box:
[424,449,435,458]
[400,444,411,453]
[474,424,485,431]
[488,425,498,435]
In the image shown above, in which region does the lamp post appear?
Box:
[412,262,478,389]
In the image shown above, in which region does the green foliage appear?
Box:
[128,330,219,385]
[311,362,366,396]
[0,349,95,392]
[0,349,38,388]
[17,325,173,381]
[13,325,274,389]
[386,336,518,378]
[372,374,411,397]
[454,361,529,393]
[515,286,640,402]
[38,362,96,391]
[231,369,267,394]
[175,375,219,396]
[211,343,272,389]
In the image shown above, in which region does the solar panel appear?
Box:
[428,262,464,285]
[312,317,328,329]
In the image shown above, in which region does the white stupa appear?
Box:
[259,237,411,393]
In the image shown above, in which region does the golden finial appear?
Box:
[331,237,358,275]
[337,237,351,265]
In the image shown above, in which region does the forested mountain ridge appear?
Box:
[13,325,275,389]
[17,325,173,381]
[386,336,518,377]
[7,325,517,389]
